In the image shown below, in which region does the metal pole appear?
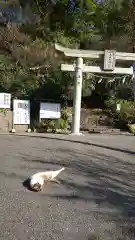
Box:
[71,57,83,135]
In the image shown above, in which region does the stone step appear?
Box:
[88,127,133,135]
[89,126,121,134]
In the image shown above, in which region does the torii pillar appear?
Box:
[72,57,83,135]
[55,43,135,135]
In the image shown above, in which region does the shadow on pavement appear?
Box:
[20,146,135,239]
[11,133,135,156]
[21,146,135,215]
[1,134,135,239]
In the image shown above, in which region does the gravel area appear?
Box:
[0,133,135,240]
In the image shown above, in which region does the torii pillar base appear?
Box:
[70,132,83,136]
[11,129,16,133]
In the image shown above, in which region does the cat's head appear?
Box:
[32,183,42,192]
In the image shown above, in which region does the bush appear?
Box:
[118,100,135,124]
[105,97,117,113]
[59,118,69,130]
[61,107,71,121]
[128,124,135,135]
[36,119,57,133]
[35,107,71,133]
[105,97,135,129]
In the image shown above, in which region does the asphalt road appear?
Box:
[0,133,135,240]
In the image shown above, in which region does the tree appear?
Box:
[93,0,131,49]
[19,0,97,48]
[0,0,132,103]
[127,0,135,52]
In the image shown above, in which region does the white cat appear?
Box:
[29,167,65,192]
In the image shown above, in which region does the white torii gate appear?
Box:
[55,43,135,135]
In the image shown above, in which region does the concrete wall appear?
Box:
[0,108,110,133]
[0,110,29,133]
[68,107,110,131]
[0,110,12,132]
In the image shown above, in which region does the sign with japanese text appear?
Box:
[0,93,11,109]
[13,99,30,124]
[40,102,61,119]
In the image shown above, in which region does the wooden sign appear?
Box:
[103,50,116,71]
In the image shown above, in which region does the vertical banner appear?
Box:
[40,102,61,119]
[0,93,11,109]
[13,99,30,125]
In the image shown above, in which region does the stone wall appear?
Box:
[67,107,110,131]
[80,108,111,130]
[0,108,110,133]
[0,110,29,133]
[0,110,12,132]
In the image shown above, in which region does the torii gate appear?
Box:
[55,43,135,135]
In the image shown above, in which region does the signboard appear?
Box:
[104,50,116,71]
[116,103,121,112]
[0,93,11,109]
[40,102,61,119]
[13,99,30,125]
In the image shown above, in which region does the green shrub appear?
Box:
[36,119,57,133]
[118,100,135,124]
[105,97,135,129]
[48,120,57,133]
[105,97,117,112]
[61,107,71,121]
[59,118,69,130]
[35,107,72,133]
[128,124,135,135]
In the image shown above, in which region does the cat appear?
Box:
[28,167,65,192]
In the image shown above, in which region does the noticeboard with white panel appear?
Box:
[0,93,11,109]
[40,102,61,119]
[13,99,30,125]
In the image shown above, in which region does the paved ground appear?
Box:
[0,133,135,240]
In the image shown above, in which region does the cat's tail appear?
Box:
[50,167,65,179]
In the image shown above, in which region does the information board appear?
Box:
[0,93,11,109]
[13,99,30,125]
[40,102,61,119]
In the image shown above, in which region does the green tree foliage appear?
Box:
[0,0,133,102]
